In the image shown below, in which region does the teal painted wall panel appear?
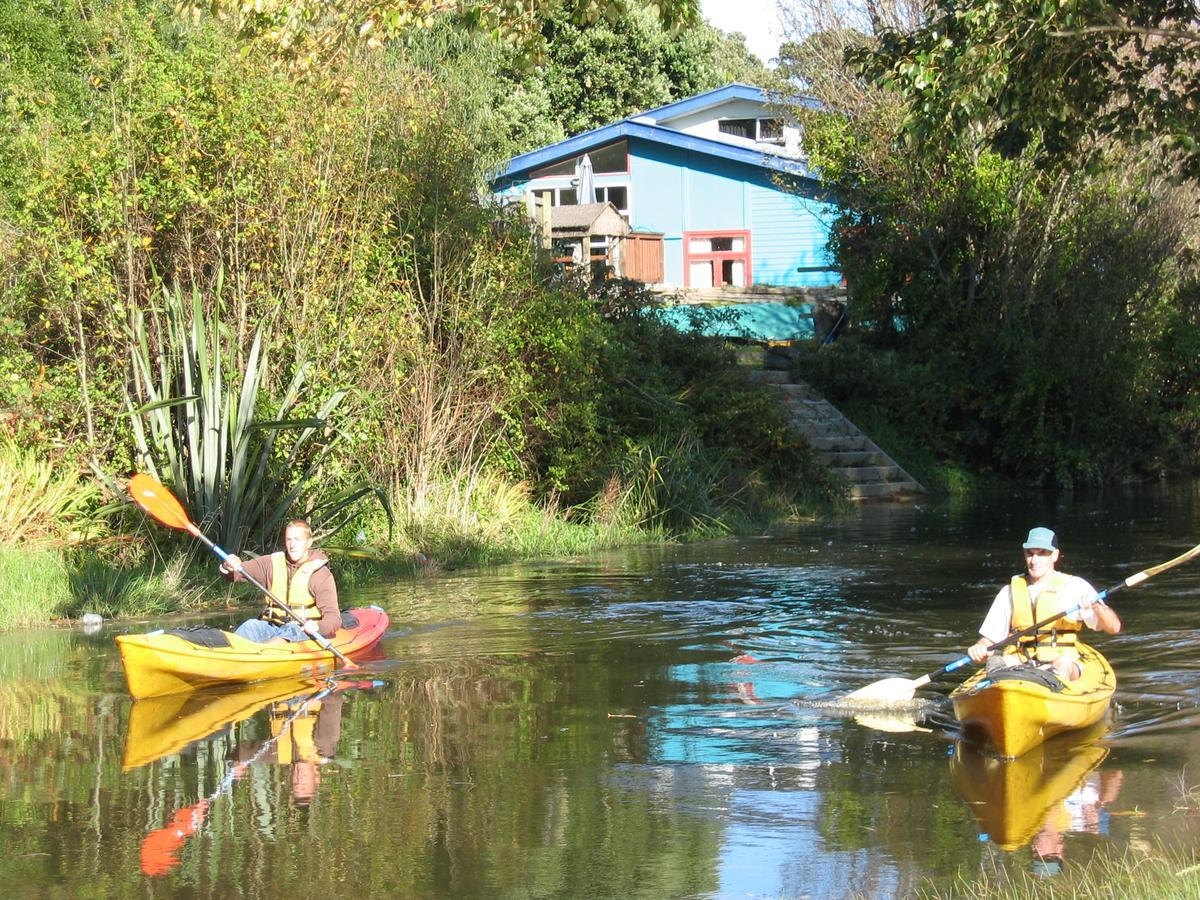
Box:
[749,186,841,287]
[683,159,749,231]
[628,140,688,283]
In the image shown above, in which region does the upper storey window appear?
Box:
[718,118,785,144]
[530,141,629,178]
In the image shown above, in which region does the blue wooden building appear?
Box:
[492,83,842,293]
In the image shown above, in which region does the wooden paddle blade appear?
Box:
[1127,541,1200,585]
[129,473,193,531]
[843,677,919,704]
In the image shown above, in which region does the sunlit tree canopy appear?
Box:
[178,0,700,69]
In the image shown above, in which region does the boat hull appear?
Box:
[950,641,1114,758]
[116,606,389,699]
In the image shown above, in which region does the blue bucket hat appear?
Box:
[1022,527,1058,551]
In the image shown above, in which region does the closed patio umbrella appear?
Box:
[575,153,596,205]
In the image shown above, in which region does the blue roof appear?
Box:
[638,83,821,121]
[494,82,824,185]
[496,120,819,183]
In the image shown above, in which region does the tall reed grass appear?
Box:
[391,469,649,571]
[0,545,217,630]
[0,438,97,545]
[0,546,72,627]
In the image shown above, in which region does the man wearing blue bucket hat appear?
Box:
[966,527,1122,681]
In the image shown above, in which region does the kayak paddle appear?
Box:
[128,472,359,670]
[845,539,1200,704]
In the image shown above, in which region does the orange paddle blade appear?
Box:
[140,799,209,876]
[129,473,193,531]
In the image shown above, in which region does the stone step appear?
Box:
[786,403,842,423]
[791,419,855,437]
[788,398,837,414]
[746,368,791,384]
[831,465,905,483]
[756,374,927,501]
[770,382,824,401]
[819,450,889,467]
[848,480,925,501]
[806,435,872,452]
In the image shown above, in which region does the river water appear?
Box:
[3,483,1200,897]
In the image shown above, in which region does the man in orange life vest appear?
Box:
[966,527,1121,681]
[219,519,340,645]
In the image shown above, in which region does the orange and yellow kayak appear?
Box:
[116,606,388,699]
[949,641,1115,758]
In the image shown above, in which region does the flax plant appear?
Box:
[123,274,350,550]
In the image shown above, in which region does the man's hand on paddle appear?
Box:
[967,639,991,664]
[219,554,242,574]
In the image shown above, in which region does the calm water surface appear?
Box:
[4,483,1200,898]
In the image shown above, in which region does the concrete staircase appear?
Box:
[749,370,925,502]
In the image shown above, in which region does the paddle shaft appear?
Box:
[188,524,357,669]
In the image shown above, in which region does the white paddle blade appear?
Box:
[843,677,919,704]
[854,712,931,734]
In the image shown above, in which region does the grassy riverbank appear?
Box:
[913,843,1200,899]
[0,468,834,630]
[0,544,204,628]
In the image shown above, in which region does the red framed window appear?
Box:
[683,230,752,287]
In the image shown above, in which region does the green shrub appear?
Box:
[798,101,1200,487]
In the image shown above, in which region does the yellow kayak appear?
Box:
[949,721,1108,848]
[116,606,388,699]
[949,641,1115,758]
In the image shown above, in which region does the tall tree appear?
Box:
[400,5,768,156]
[528,3,766,139]
[848,1,1200,177]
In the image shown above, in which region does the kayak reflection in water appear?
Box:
[1030,768,1125,877]
[220,519,341,645]
[967,527,1122,682]
[139,680,368,876]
